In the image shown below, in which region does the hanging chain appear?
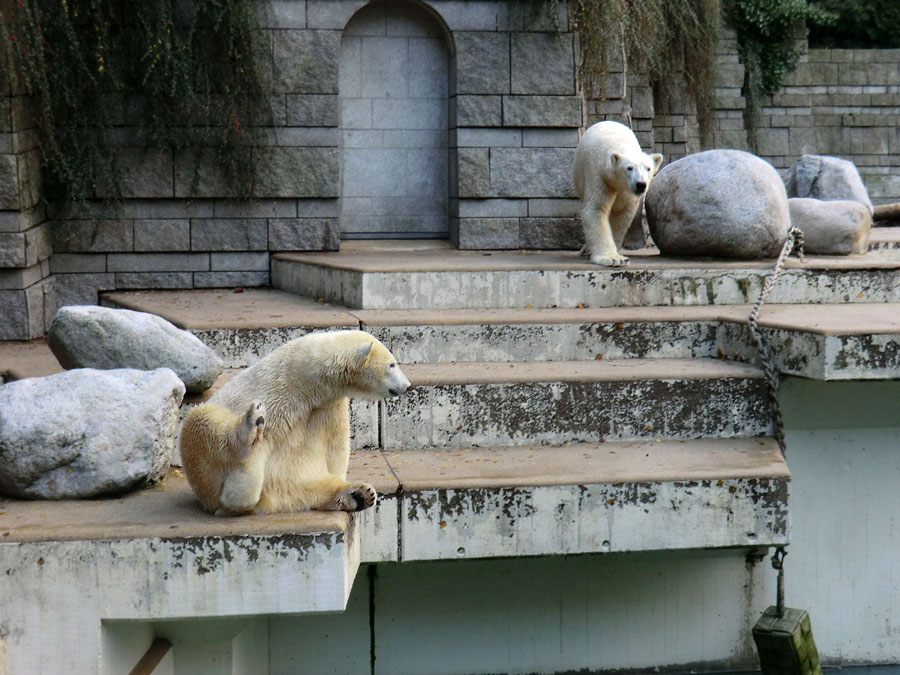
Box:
[747,227,805,454]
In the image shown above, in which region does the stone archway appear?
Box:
[339,2,450,238]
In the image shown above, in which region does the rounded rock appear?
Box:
[646,149,791,259]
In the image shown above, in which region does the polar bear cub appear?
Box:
[180,330,410,516]
[574,120,664,266]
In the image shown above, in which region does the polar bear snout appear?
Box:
[387,365,411,397]
[634,180,647,195]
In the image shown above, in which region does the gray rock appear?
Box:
[646,149,791,259]
[0,368,184,499]
[788,198,872,255]
[49,305,223,393]
[783,154,873,214]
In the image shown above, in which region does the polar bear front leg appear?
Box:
[582,202,629,267]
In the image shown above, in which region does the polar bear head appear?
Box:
[334,332,411,401]
[610,151,664,196]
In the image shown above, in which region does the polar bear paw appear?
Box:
[337,483,378,512]
[242,400,266,446]
[590,252,630,267]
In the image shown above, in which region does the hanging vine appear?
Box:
[726,0,835,152]
[533,0,720,145]
[0,0,269,212]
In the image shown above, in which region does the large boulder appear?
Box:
[783,154,873,214]
[645,149,791,259]
[0,368,185,499]
[788,198,872,255]
[49,305,223,393]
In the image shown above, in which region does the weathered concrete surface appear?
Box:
[0,471,359,673]
[0,338,62,382]
[383,438,789,560]
[384,359,771,448]
[272,248,900,309]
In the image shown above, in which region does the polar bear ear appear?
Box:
[649,153,664,172]
[353,341,374,365]
[609,152,623,167]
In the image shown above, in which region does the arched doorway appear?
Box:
[339,1,451,239]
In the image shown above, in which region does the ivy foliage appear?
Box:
[807,0,900,48]
[726,0,836,151]
[0,0,269,210]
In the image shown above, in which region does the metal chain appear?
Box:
[747,227,805,453]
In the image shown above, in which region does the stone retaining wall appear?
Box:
[1,2,899,339]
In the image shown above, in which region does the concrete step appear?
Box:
[271,247,900,310]
[382,359,772,449]
[99,290,900,381]
[356,437,790,562]
[868,226,900,260]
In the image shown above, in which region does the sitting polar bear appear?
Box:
[574,120,664,266]
[180,330,410,516]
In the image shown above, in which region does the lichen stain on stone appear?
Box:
[406,492,438,521]
[603,482,659,508]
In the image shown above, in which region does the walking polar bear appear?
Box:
[574,120,664,266]
[180,330,410,515]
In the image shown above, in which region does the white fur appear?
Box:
[180,330,410,515]
[574,121,664,266]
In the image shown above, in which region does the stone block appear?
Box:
[519,217,581,249]
[50,254,108,274]
[0,288,42,340]
[267,127,339,147]
[849,127,890,155]
[133,219,191,252]
[52,220,133,253]
[0,134,11,155]
[430,1,505,30]
[297,199,339,218]
[0,262,46,290]
[527,198,580,217]
[455,95,502,127]
[286,94,339,127]
[24,222,51,266]
[0,153,19,209]
[306,1,367,29]
[214,199,298,219]
[522,128,580,148]
[457,128,521,147]
[113,272,193,290]
[254,147,339,198]
[210,252,270,271]
[507,1,568,31]
[190,219,267,251]
[503,96,581,127]
[274,30,340,94]
[457,148,490,198]
[193,271,269,288]
[490,148,576,198]
[511,33,574,95]
[51,273,116,309]
[372,99,447,130]
[116,148,174,199]
[269,218,340,250]
[107,253,210,273]
[257,0,306,28]
[457,218,519,249]
[0,232,25,268]
[458,199,527,218]
[455,32,510,94]
[174,148,233,199]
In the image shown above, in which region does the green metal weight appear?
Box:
[752,548,822,675]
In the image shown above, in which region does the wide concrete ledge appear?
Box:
[379,438,790,561]
[386,359,771,448]
[271,248,900,310]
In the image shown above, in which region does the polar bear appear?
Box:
[180,330,410,516]
[574,120,664,266]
